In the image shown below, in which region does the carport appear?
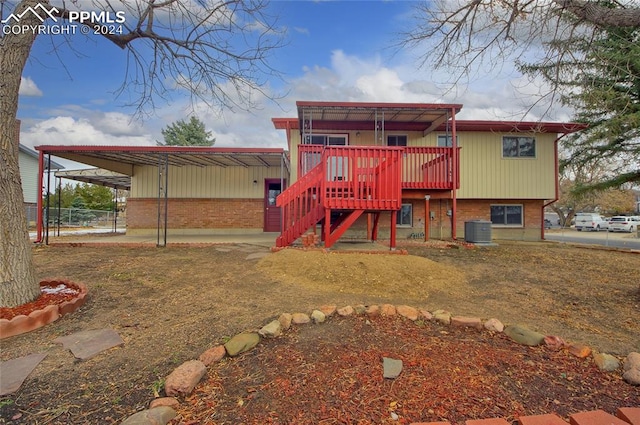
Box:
[35,145,289,246]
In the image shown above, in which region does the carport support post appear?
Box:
[157,154,169,247]
[45,154,51,245]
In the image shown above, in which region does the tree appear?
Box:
[402,1,640,190]
[403,1,640,82]
[160,116,215,146]
[74,183,115,211]
[1,0,284,308]
[525,26,640,191]
[68,197,96,225]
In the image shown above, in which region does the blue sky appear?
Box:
[7,0,573,158]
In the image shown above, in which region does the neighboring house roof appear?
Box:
[19,144,64,170]
[55,168,131,190]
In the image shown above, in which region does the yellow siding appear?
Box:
[288,130,556,200]
[131,165,286,198]
[456,132,556,199]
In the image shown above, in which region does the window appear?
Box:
[490,205,523,226]
[437,135,457,147]
[387,135,407,146]
[397,204,412,226]
[503,136,535,158]
[304,134,347,145]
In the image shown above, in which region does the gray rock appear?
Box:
[593,352,621,372]
[311,310,326,324]
[120,406,176,425]
[259,320,282,338]
[337,305,354,316]
[623,352,640,385]
[164,360,207,397]
[504,325,545,346]
[433,309,451,325]
[354,304,367,315]
[224,332,260,357]
[383,357,403,379]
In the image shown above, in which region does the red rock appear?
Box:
[165,360,207,397]
[199,345,226,366]
[397,305,419,321]
[149,397,179,409]
[380,304,396,316]
[567,344,592,358]
[451,316,483,330]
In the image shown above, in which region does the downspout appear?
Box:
[34,148,45,243]
[541,135,566,240]
[450,108,458,240]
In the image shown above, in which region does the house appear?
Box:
[272,101,585,248]
[33,101,585,247]
[16,121,64,225]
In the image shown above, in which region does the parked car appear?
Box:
[574,213,609,231]
[608,216,640,233]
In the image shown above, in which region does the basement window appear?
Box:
[490,205,523,226]
[397,204,412,227]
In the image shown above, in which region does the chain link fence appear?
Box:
[25,205,124,228]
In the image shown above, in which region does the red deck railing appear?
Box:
[321,146,403,210]
[299,145,459,190]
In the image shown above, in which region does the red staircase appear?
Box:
[275,161,324,248]
[276,146,403,248]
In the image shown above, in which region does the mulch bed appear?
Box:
[172,315,639,425]
[0,283,79,320]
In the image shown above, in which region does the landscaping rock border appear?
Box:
[120,303,640,425]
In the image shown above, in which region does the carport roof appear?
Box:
[35,146,289,177]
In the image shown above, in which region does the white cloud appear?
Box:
[19,77,43,97]
[19,116,154,150]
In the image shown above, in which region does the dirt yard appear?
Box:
[0,240,638,424]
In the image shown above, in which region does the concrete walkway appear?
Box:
[45,232,281,248]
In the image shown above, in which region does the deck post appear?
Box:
[390,210,397,250]
[424,195,430,242]
[323,208,331,247]
[371,212,380,241]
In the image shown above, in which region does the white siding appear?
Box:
[19,151,39,203]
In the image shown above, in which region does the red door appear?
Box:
[264,179,284,232]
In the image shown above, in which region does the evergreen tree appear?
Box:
[521,25,640,191]
[160,116,215,146]
[69,197,95,225]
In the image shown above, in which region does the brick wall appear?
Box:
[127,198,264,231]
[339,198,544,241]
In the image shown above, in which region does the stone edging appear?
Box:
[121,303,640,425]
[0,280,88,340]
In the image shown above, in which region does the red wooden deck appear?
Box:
[277,145,460,248]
